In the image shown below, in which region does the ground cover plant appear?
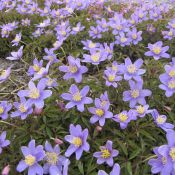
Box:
[1,0,175,174]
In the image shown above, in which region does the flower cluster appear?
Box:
[0,0,175,174]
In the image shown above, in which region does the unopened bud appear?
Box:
[96,126,102,132]
[2,165,10,175]
[33,107,43,115]
[54,138,63,145]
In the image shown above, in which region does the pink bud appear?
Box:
[56,101,67,111]
[33,107,43,115]
[54,138,63,145]
[96,126,102,132]
[2,165,10,175]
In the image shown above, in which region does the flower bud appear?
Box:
[33,107,43,115]
[54,138,63,145]
[96,126,102,132]
[2,165,10,175]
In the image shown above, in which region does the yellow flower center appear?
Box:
[131,90,139,98]
[153,13,158,17]
[73,27,80,32]
[25,0,30,4]
[116,25,122,30]
[131,20,135,24]
[46,152,58,165]
[156,115,166,124]
[118,113,128,122]
[44,8,48,14]
[89,42,96,48]
[19,104,27,113]
[24,155,36,166]
[31,7,36,12]
[33,64,40,72]
[112,65,118,71]
[72,92,82,102]
[48,56,54,61]
[47,78,53,86]
[29,88,40,99]
[69,65,78,73]
[101,149,111,158]
[162,157,167,165]
[127,64,137,74]
[137,105,145,114]
[153,46,161,55]
[101,100,107,107]
[169,70,175,78]
[139,13,144,18]
[56,11,60,16]
[3,30,8,35]
[168,80,175,89]
[21,8,26,13]
[170,148,175,161]
[132,34,137,39]
[36,30,40,35]
[108,75,115,82]
[14,36,20,42]
[95,109,104,117]
[0,106,4,114]
[168,31,173,36]
[91,52,100,62]
[172,24,175,29]
[102,24,107,28]
[120,37,127,43]
[77,2,82,6]
[72,137,82,147]
[61,30,66,36]
[1,70,7,78]
[37,68,45,75]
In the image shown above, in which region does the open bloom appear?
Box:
[113,110,137,129]
[127,27,142,45]
[133,104,152,118]
[103,68,122,88]
[145,41,170,60]
[43,48,59,64]
[93,140,119,167]
[0,131,10,154]
[12,32,21,46]
[17,140,45,175]
[99,91,110,109]
[88,98,113,126]
[61,84,93,112]
[43,141,70,175]
[6,46,23,60]
[115,32,131,47]
[83,48,107,65]
[121,57,146,82]
[11,97,33,120]
[28,58,43,76]
[71,22,84,35]
[0,101,12,120]
[17,78,52,108]
[59,56,88,83]
[123,80,152,108]
[151,109,174,132]
[148,145,173,175]
[160,62,175,81]
[64,124,90,160]
[81,40,100,51]
[159,74,175,97]
[31,62,51,81]
[0,66,12,83]
[98,163,120,175]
